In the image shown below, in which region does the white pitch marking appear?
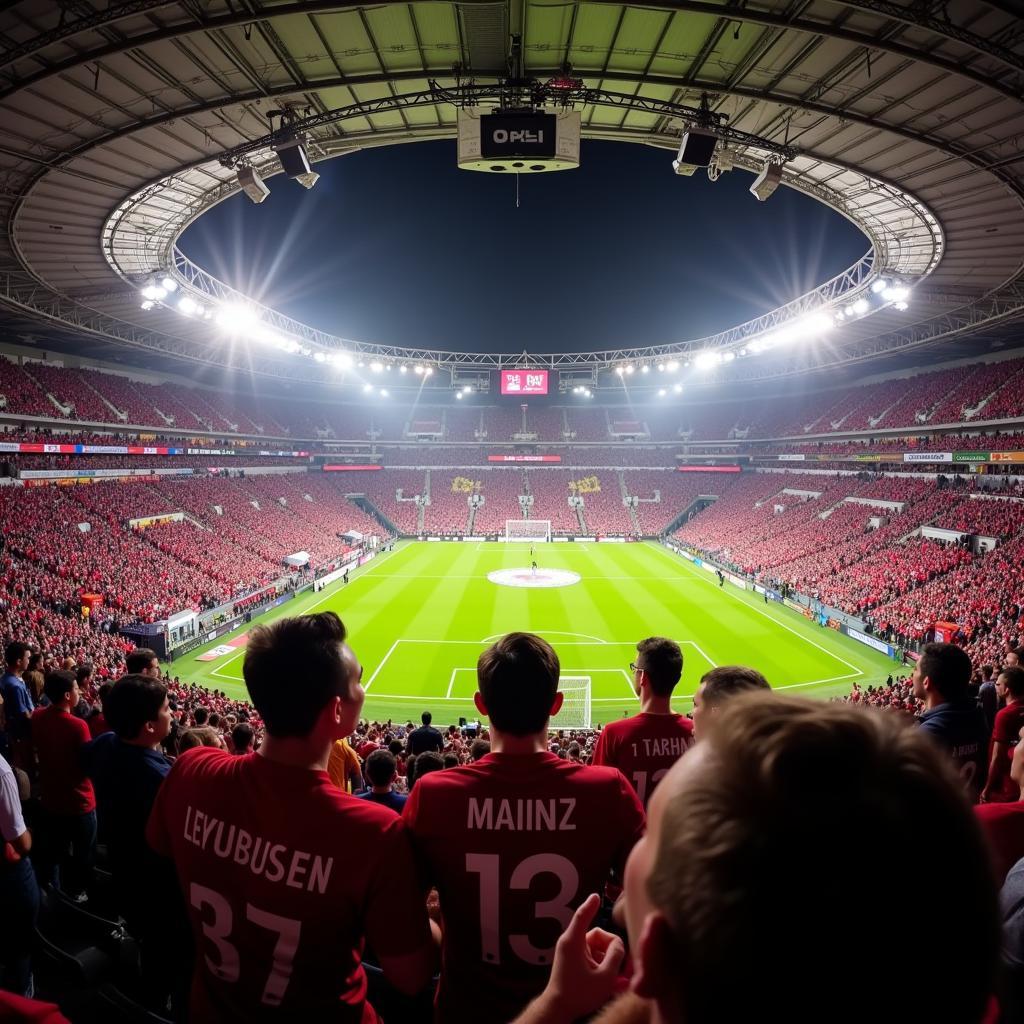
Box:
[363,639,401,692]
[649,542,863,681]
[688,641,718,669]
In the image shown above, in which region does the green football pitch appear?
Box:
[172,540,899,726]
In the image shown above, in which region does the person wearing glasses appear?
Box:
[592,638,694,808]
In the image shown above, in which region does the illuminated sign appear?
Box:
[500,369,548,396]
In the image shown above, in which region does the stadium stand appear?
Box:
[525,470,583,534]
[470,470,526,535]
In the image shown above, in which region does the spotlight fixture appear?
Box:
[656,363,665,372]
[399,365,408,374]
[882,285,910,303]
[456,392,464,400]
[641,365,650,374]
[424,367,433,377]
[667,360,680,372]
[273,136,319,189]
[370,361,383,373]
[141,284,166,302]
[871,278,890,294]
[363,383,373,393]
[140,300,154,311]
[236,165,270,204]
[750,161,784,202]
[625,364,635,375]
[894,300,909,311]
[177,296,198,316]
[414,366,424,375]
[853,298,869,315]
[380,389,389,397]
[615,367,625,376]
[658,388,667,397]
[673,384,683,393]
[160,277,177,293]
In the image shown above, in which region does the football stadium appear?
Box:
[0,0,1023,1020]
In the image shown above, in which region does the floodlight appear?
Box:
[871,278,890,294]
[236,165,270,204]
[853,298,869,315]
[424,367,433,377]
[399,365,408,374]
[695,351,719,369]
[414,365,424,375]
[625,365,635,375]
[274,136,319,189]
[314,352,326,363]
[456,392,463,400]
[723,351,736,362]
[883,285,910,302]
[641,365,650,374]
[673,384,683,393]
[141,284,165,302]
[370,361,383,373]
[615,367,625,376]
[657,364,665,372]
[380,389,389,397]
[658,388,667,397]
[160,277,177,293]
[894,300,909,311]
[140,300,154,311]
[750,161,783,201]
[363,383,373,393]
[667,360,679,372]
[177,296,198,316]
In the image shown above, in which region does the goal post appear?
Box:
[505,519,552,542]
[556,676,592,729]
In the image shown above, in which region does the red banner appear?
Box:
[487,454,562,463]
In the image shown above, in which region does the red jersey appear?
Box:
[30,706,95,816]
[592,712,694,807]
[146,747,431,1023]
[989,702,1024,802]
[975,801,1024,884]
[87,712,112,739]
[403,751,645,1023]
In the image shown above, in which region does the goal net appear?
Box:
[556,676,592,729]
[505,519,552,542]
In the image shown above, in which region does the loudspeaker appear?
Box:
[750,162,784,201]
[675,128,717,168]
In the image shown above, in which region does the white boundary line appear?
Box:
[688,641,718,669]
[647,542,864,684]
[363,639,401,692]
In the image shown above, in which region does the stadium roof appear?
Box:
[1,0,1023,385]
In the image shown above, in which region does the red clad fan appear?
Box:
[146,613,434,1022]
[592,638,694,807]
[404,632,645,1024]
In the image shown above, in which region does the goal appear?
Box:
[505,519,552,543]
[556,676,592,729]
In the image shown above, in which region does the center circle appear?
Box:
[488,568,582,589]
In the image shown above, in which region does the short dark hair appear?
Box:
[231,722,254,752]
[96,681,113,708]
[366,748,397,786]
[411,750,444,787]
[125,648,158,674]
[478,632,560,736]
[5,641,30,667]
[105,674,167,740]
[244,612,356,738]
[43,670,76,705]
[999,665,1024,699]
[700,665,771,707]
[443,753,459,769]
[918,642,972,701]
[193,707,209,726]
[421,711,432,725]
[636,637,684,698]
[470,738,490,761]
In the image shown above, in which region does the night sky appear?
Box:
[179,139,868,354]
